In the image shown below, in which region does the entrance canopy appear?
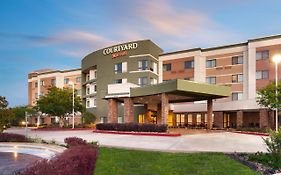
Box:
[113,79,230,104]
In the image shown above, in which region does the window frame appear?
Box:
[206,59,216,68]
[114,63,122,74]
[163,63,171,71]
[232,56,243,65]
[184,60,194,69]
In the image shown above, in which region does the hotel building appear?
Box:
[29,34,281,129]
[28,68,82,125]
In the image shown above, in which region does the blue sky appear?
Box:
[1,0,281,107]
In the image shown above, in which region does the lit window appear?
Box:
[184,60,194,69]
[163,64,171,71]
[138,77,148,87]
[256,70,269,80]
[256,50,269,60]
[64,78,69,84]
[206,77,216,84]
[206,59,216,68]
[114,63,122,74]
[138,60,148,71]
[232,56,243,65]
[232,92,243,101]
[232,74,243,83]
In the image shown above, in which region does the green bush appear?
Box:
[263,128,281,155]
[82,111,96,124]
[249,152,281,169]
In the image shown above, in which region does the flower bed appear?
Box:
[19,137,99,175]
[0,133,27,142]
[233,131,269,136]
[93,130,181,137]
[96,123,168,133]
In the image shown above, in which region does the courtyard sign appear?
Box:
[103,42,138,58]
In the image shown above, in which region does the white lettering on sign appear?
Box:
[103,43,138,56]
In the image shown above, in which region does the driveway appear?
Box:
[5,128,267,153]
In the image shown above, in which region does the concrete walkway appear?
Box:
[5,128,268,153]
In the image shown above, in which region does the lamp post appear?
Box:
[68,81,75,129]
[273,54,281,131]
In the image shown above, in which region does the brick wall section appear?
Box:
[214,112,223,128]
[207,99,213,129]
[161,93,169,124]
[259,109,269,128]
[124,98,134,123]
[107,98,118,123]
[237,110,243,128]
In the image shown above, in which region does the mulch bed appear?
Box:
[93,130,181,137]
[227,153,279,175]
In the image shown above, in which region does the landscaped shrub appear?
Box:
[0,133,27,142]
[237,127,269,133]
[96,123,168,133]
[64,137,87,148]
[20,137,99,175]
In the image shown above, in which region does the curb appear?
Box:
[232,131,269,136]
[93,130,181,137]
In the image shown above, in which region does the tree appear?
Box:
[0,96,8,109]
[11,106,36,126]
[257,82,281,110]
[82,111,96,124]
[36,87,84,127]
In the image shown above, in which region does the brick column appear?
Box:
[108,98,117,123]
[124,98,134,123]
[207,99,213,129]
[161,93,169,125]
[269,110,275,129]
[236,110,243,128]
[213,112,223,128]
[259,109,269,128]
[144,104,149,123]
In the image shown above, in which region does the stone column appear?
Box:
[207,99,213,129]
[259,109,269,128]
[144,104,149,123]
[161,93,169,125]
[124,98,134,123]
[213,112,223,128]
[108,98,118,123]
[269,110,275,129]
[236,110,243,128]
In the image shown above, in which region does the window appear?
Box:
[86,74,90,81]
[76,89,81,96]
[184,60,194,69]
[64,78,69,84]
[51,79,56,86]
[100,116,107,123]
[232,74,243,83]
[232,56,243,65]
[138,77,148,87]
[86,99,90,108]
[232,92,243,101]
[35,82,38,88]
[206,77,216,84]
[40,80,45,86]
[138,60,148,71]
[163,63,171,71]
[206,59,216,68]
[118,116,124,123]
[86,87,90,95]
[256,70,269,80]
[115,79,122,84]
[150,78,157,85]
[114,63,122,74]
[94,84,97,92]
[93,98,97,107]
[76,77,81,83]
[256,50,269,60]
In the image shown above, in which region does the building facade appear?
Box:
[29,34,281,129]
[28,68,82,125]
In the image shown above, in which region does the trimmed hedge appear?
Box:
[20,137,99,175]
[96,123,168,133]
[0,133,27,142]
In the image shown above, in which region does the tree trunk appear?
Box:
[59,116,65,128]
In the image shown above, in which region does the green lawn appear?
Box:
[94,147,259,175]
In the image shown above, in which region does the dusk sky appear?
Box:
[1,0,281,107]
